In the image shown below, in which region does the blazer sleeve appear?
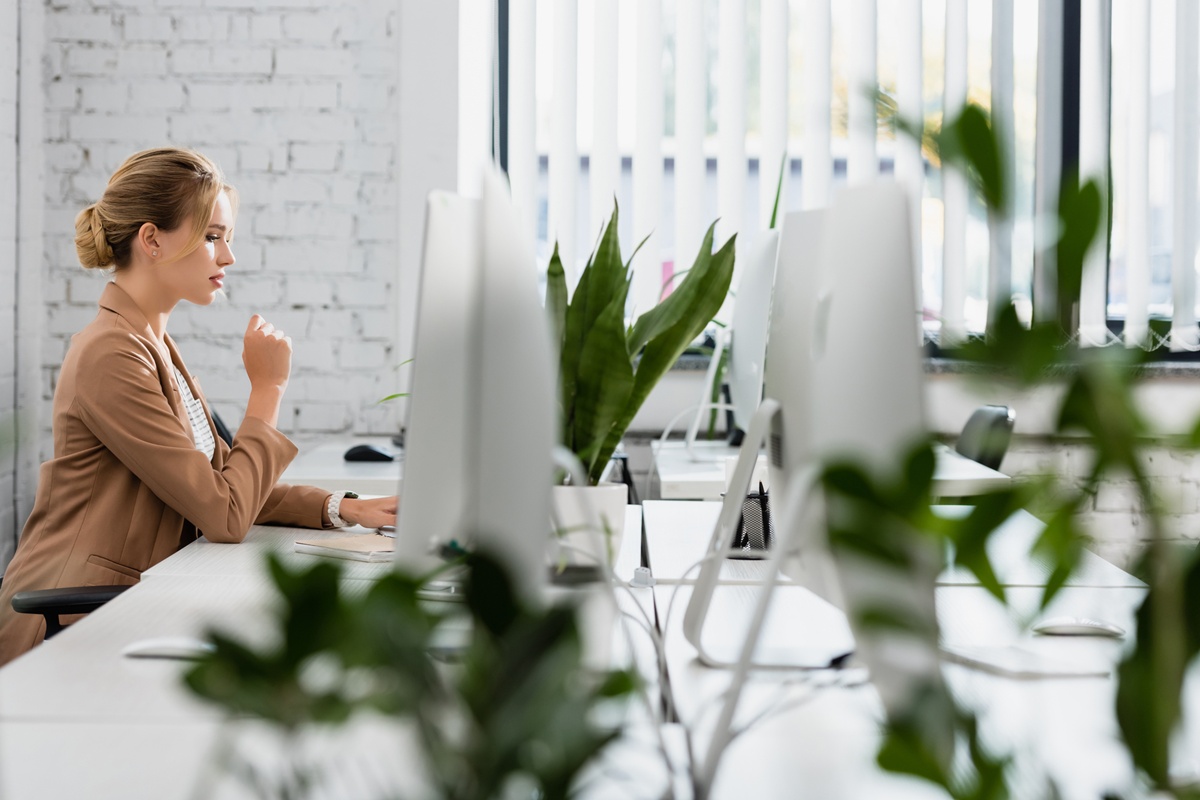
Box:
[74,328,298,543]
[206,409,329,529]
[254,482,330,528]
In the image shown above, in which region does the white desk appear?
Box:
[142,506,644,585]
[650,440,1011,500]
[641,500,1144,589]
[0,506,665,799]
[280,436,402,495]
[0,572,351,722]
[656,581,1158,799]
[2,492,1188,799]
[0,507,645,719]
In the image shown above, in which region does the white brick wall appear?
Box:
[41,0,402,450]
[0,0,18,561]
[1002,438,1200,571]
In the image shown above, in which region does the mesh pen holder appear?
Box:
[729,482,774,560]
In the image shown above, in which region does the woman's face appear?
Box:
[157,190,235,307]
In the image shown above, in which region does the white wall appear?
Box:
[0,0,19,562]
[40,0,405,452]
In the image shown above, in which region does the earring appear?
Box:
[151,251,158,257]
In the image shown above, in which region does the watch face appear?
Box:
[345,491,360,499]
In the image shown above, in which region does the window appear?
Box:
[493,1,1198,353]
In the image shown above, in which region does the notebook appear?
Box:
[294,533,395,563]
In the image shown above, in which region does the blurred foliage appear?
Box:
[378,358,415,404]
[548,202,735,484]
[853,92,1200,798]
[822,442,1031,799]
[184,551,636,800]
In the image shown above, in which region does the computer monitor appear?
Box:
[691,183,944,793]
[728,230,781,433]
[799,183,937,719]
[395,166,557,602]
[679,230,780,457]
[681,208,831,668]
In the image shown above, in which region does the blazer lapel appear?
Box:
[97,282,194,442]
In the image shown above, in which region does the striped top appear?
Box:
[174,367,216,461]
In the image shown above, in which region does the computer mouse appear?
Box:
[343,443,396,462]
[1032,616,1126,638]
[122,636,217,660]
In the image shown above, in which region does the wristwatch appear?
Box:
[326,490,359,528]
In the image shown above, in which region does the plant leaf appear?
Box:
[580,202,628,344]
[546,243,568,355]
[627,222,719,355]
[951,104,1007,215]
[572,295,635,475]
[1055,176,1103,332]
[591,233,736,481]
[769,152,787,230]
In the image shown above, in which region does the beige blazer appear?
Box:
[0,283,328,666]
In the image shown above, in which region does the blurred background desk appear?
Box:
[649,440,1010,500]
[280,435,402,495]
[640,501,1145,589]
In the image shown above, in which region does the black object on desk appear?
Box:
[729,482,773,559]
[344,443,396,462]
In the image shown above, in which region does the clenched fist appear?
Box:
[243,314,292,392]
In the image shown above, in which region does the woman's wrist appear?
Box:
[338,497,360,526]
[244,386,286,428]
[325,491,360,528]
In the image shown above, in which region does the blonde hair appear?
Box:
[74,147,237,271]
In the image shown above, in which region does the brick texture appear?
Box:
[1,0,19,561]
[41,0,401,449]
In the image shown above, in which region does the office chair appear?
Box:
[4,580,130,639]
[11,584,131,638]
[6,411,231,640]
[955,404,1016,471]
[212,411,234,448]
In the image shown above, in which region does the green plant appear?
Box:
[548,202,736,484]
[378,358,415,404]
[183,551,637,800]
[846,95,1200,799]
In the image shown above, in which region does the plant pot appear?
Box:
[550,482,628,568]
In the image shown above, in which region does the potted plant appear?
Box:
[185,551,637,800]
[546,203,736,563]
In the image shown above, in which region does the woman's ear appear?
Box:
[137,222,161,260]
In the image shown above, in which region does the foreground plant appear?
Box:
[847,95,1200,798]
[183,551,637,800]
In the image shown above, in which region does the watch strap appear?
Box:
[326,490,358,528]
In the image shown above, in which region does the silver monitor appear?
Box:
[693,183,942,793]
[396,166,556,602]
[682,208,833,668]
[679,230,781,457]
[728,230,781,433]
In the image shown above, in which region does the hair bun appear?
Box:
[74,204,115,269]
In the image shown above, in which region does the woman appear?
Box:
[0,147,396,665]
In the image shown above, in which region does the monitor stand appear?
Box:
[681,399,849,670]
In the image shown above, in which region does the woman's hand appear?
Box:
[242,314,292,392]
[339,495,398,529]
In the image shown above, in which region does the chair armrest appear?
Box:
[12,585,132,638]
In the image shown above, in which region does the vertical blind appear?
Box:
[1104,0,1200,350]
[486,0,1199,351]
